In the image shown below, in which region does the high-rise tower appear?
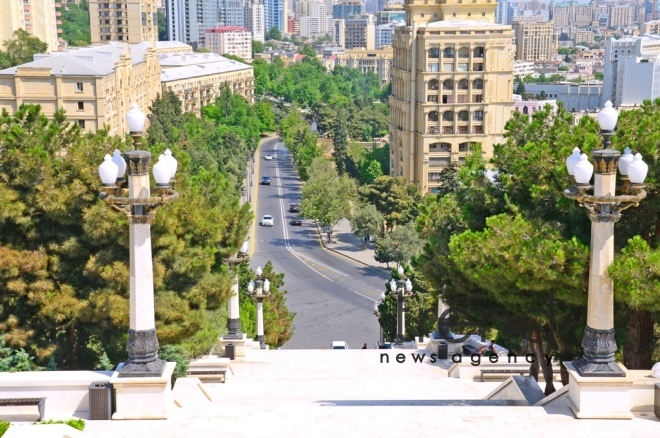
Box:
[389,0,514,195]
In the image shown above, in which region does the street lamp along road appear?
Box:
[389,266,414,346]
[98,103,180,377]
[563,100,648,378]
[247,266,271,349]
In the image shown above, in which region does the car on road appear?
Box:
[260,176,271,185]
[331,341,348,350]
[290,218,303,226]
[264,154,273,160]
[260,215,274,226]
[289,203,300,213]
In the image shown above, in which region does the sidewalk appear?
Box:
[316,218,391,271]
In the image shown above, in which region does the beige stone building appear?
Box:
[608,5,634,28]
[575,30,595,46]
[160,52,255,115]
[0,42,160,134]
[513,21,556,62]
[205,27,253,60]
[334,47,393,85]
[0,0,63,53]
[389,0,514,195]
[641,20,660,35]
[89,0,159,45]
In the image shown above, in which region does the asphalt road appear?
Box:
[249,137,389,350]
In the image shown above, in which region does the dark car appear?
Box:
[260,176,271,185]
[289,203,300,213]
[290,218,303,226]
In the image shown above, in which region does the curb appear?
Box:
[314,221,382,270]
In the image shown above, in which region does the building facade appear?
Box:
[603,34,660,107]
[390,5,514,195]
[218,0,246,27]
[375,21,404,50]
[332,19,346,47]
[345,14,376,50]
[160,52,255,115]
[333,1,365,20]
[0,0,64,53]
[165,0,219,49]
[550,2,593,28]
[334,46,393,85]
[520,82,603,112]
[609,5,635,28]
[246,0,266,42]
[265,0,286,34]
[0,42,160,134]
[90,0,159,45]
[205,27,252,60]
[641,19,660,34]
[513,21,556,62]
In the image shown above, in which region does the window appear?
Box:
[427,95,439,103]
[78,120,85,129]
[458,48,470,58]
[429,157,450,168]
[76,82,83,92]
[458,126,468,134]
[458,110,469,122]
[473,110,484,121]
[427,63,439,72]
[77,102,84,111]
[443,47,455,58]
[473,126,484,134]
[474,47,484,57]
[473,79,483,89]
[473,95,483,103]
[443,126,454,134]
[473,63,484,71]
[427,126,438,134]
[428,47,440,58]
[442,95,453,104]
[457,79,469,90]
[428,79,439,90]
[442,63,454,72]
[442,79,453,90]
[442,111,454,122]
[458,63,468,72]
[430,142,451,152]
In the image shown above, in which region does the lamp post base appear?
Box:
[223,318,244,339]
[119,328,166,378]
[575,326,626,378]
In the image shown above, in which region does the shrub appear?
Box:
[0,420,9,437]
[35,419,86,431]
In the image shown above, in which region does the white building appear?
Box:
[603,35,660,107]
[520,83,603,112]
[219,0,246,27]
[166,0,219,49]
[513,60,535,77]
[246,0,266,42]
[205,27,253,60]
[375,20,404,50]
[332,19,346,47]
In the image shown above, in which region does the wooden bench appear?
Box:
[0,397,46,421]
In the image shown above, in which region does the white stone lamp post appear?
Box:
[99,103,179,378]
[563,100,648,377]
[224,240,250,340]
[389,266,414,345]
[247,266,271,349]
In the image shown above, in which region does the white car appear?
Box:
[264,154,273,160]
[260,215,274,226]
[331,341,348,350]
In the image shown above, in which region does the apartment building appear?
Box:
[288,17,300,35]
[90,0,159,45]
[332,19,346,47]
[390,8,513,194]
[609,5,635,28]
[550,2,593,28]
[641,19,660,34]
[333,1,365,20]
[375,21,404,50]
[246,0,266,42]
[513,60,535,77]
[265,0,286,34]
[345,14,376,50]
[575,30,594,46]
[165,0,219,49]
[603,34,660,107]
[334,46,393,85]
[160,52,255,115]
[218,0,246,27]
[0,0,63,52]
[513,21,556,62]
[0,42,160,134]
[205,27,252,60]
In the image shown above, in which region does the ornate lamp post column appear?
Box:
[247,266,270,349]
[389,266,413,345]
[224,240,249,340]
[563,100,648,377]
[98,103,179,377]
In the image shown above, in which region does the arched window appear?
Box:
[458,47,470,58]
[457,79,469,90]
[443,47,455,58]
[430,142,451,152]
[458,110,469,121]
[442,111,454,122]
[428,47,440,59]
[428,79,439,90]
[428,111,439,122]
[473,47,485,57]
[459,142,474,152]
[473,79,483,89]
[522,106,529,114]
[442,79,454,90]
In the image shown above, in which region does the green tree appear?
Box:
[358,159,383,185]
[0,29,48,68]
[299,158,357,232]
[332,109,349,175]
[266,27,283,41]
[61,1,91,46]
[359,176,422,234]
[157,11,168,41]
[252,40,265,54]
[299,45,317,58]
[515,82,526,95]
[349,204,383,248]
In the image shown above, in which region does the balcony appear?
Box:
[427,126,438,135]
[442,126,454,134]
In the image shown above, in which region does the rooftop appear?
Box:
[160,55,252,82]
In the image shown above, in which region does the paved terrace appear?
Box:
[76,349,660,437]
